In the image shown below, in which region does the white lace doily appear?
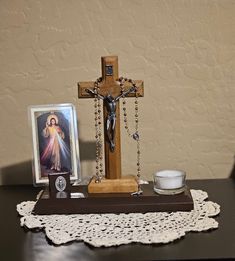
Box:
[17,189,220,247]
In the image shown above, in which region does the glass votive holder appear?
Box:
[153,170,186,195]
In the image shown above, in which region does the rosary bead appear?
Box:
[94,79,104,183]
[118,77,142,185]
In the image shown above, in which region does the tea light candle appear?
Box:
[153,170,186,195]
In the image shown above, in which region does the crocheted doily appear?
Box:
[17,189,220,247]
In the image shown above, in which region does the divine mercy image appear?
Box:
[37,111,72,177]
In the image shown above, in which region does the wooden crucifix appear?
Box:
[78,56,144,193]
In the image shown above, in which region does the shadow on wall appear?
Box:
[229,155,235,179]
[0,161,33,185]
[0,140,96,185]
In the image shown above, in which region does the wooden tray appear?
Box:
[33,183,194,215]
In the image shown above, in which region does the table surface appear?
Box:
[0,179,235,261]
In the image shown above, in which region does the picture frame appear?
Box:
[29,103,81,186]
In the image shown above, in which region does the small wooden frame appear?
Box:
[48,172,71,194]
[33,183,194,215]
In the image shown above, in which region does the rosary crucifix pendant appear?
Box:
[86,86,136,152]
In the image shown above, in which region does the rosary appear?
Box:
[86,77,141,192]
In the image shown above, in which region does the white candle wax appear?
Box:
[154,170,185,190]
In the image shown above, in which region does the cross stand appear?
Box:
[78,56,144,193]
[32,56,194,214]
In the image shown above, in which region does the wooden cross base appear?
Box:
[88,175,138,193]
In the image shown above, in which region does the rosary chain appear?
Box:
[118,77,142,192]
[94,77,103,183]
[92,76,142,192]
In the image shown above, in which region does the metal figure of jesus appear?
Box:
[86,86,136,152]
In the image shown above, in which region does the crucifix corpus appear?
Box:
[78,56,144,193]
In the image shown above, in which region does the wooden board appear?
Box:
[33,183,194,215]
[88,176,138,193]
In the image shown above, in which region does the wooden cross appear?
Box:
[78,56,144,192]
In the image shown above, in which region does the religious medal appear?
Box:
[48,172,71,195]
[55,176,67,192]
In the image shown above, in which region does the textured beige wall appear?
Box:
[0,0,235,184]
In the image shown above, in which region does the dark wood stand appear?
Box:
[33,183,194,215]
[3,179,233,261]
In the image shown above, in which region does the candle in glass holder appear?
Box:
[153,170,186,195]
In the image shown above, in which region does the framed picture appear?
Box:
[29,104,81,186]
